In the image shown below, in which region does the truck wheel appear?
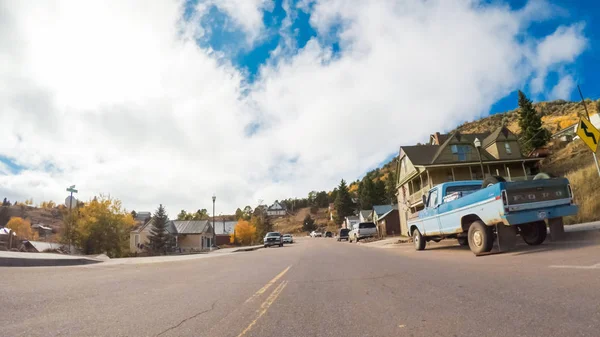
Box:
[521,221,547,245]
[468,221,493,255]
[482,176,506,188]
[533,172,555,180]
[457,237,468,246]
[413,229,426,251]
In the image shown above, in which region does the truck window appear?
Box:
[427,189,438,207]
[445,185,480,196]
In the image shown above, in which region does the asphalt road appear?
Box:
[3,234,600,337]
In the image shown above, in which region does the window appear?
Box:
[451,145,470,161]
[427,189,438,207]
[134,234,140,246]
[445,185,480,197]
[504,142,512,154]
[359,223,376,229]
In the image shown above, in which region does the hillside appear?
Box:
[0,205,65,241]
[271,207,333,234]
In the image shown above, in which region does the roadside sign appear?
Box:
[576,117,600,153]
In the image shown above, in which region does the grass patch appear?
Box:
[564,163,600,225]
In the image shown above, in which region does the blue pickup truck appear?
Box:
[408,175,578,255]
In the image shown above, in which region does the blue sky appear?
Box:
[0,0,596,212]
[194,0,599,112]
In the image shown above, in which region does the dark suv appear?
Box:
[337,228,350,241]
[325,231,333,238]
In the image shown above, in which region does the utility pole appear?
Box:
[66,185,78,254]
[212,195,216,250]
[577,85,600,177]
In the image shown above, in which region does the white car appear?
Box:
[310,231,323,237]
[282,234,293,243]
[349,222,377,242]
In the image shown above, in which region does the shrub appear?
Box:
[565,164,600,225]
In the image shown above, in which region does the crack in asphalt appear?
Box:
[156,300,218,336]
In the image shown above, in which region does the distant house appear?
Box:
[374,208,400,237]
[134,211,152,224]
[371,205,397,224]
[130,219,214,253]
[359,210,372,223]
[266,201,287,216]
[344,216,359,229]
[214,220,237,245]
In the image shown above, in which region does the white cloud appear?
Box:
[550,75,575,100]
[530,23,587,94]
[0,0,589,214]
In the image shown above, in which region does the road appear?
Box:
[3,234,600,337]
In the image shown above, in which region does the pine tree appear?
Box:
[385,171,398,205]
[302,214,316,232]
[517,90,550,153]
[148,204,171,255]
[334,179,354,225]
[358,178,374,209]
[373,179,387,205]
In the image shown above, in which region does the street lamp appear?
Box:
[473,138,486,179]
[212,195,216,250]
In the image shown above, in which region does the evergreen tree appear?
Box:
[302,214,316,232]
[358,178,374,209]
[373,179,387,205]
[148,204,171,255]
[328,188,338,204]
[517,90,550,153]
[130,210,137,219]
[334,179,353,225]
[235,208,244,220]
[385,171,398,205]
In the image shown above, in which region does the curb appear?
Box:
[233,246,264,252]
[0,257,103,267]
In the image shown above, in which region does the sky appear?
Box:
[0,0,596,215]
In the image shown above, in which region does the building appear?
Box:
[344,216,359,229]
[372,205,397,224]
[358,210,372,223]
[266,201,287,216]
[374,208,400,237]
[214,220,237,245]
[396,127,543,236]
[130,219,214,253]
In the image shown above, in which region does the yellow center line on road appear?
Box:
[237,280,289,337]
[244,265,291,304]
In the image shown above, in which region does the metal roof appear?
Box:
[171,220,210,234]
[373,205,396,217]
[214,221,237,235]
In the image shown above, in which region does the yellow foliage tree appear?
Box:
[70,196,136,257]
[231,220,256,246]
[24,198,33,206]
[6,217,38,240]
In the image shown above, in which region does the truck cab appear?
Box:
[409,175,577,255]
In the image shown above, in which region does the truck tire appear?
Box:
[468,221,494,255]
[413,228,426,251]
[521,221,547,245]
[482,176,506,188]
[457,237,469,246]
[533,172,555,180]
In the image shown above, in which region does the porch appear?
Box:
[405,160,539,207]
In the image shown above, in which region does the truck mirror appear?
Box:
[422,194,427,206]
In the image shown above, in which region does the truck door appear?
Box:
[422,188,442,236]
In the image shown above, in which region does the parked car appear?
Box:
[264,232,283,247]
[282,234,293,243]
[337,228,350,241]
[325,231,333,238]
[408,175,578,255]
[349,222,377,242]
[310,231,323,237]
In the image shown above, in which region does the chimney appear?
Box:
[431,132,441,145]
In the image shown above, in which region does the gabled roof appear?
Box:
[482,127,512,148]
[401,145,440,165]
[170,220,210,234]
[268,202,286,211]
[359,210,372,219]
[372,205,397,218]
[345,215,359,222]
[431,131,490,163]
[378,208,398,221]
